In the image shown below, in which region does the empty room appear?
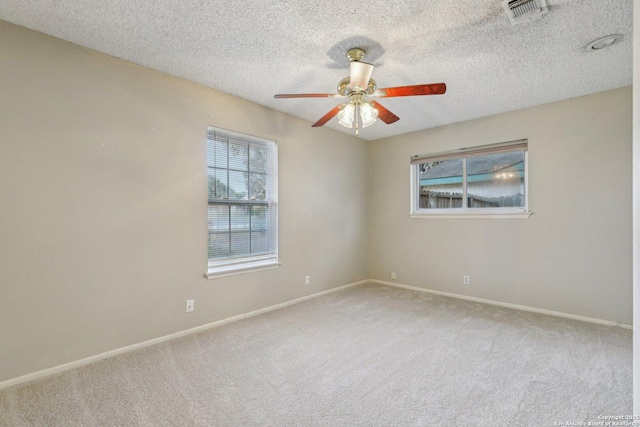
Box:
[0,0,637,426]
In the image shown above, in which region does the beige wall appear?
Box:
[0,21,369,383]
[369,87,633,324]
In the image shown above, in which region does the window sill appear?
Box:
[206,261,281,280]
[410,212,533,219]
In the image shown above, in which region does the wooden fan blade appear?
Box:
[312,104,345,127]
[370,101,400,124]
[274,93,336,99]
[375,83,446,98]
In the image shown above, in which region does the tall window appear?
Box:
[207,127,278,277]
[410,140,529,216]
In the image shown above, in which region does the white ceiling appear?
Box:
[0,0,632,141]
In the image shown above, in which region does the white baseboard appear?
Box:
[372,279,632,330]
[0,279,369,390]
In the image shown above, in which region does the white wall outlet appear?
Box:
[305,275,310,285]
[463,276,470,285]
[186,299,194,312]
[391,272,396,280]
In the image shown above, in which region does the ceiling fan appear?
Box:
[274,48,446,135]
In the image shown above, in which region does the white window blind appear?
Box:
[207,127,278,274]
[411,139,528,164]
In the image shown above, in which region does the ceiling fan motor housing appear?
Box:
[346,48,366,62]
[338,77,376,97]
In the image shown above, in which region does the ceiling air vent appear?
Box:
[502,0,549,26]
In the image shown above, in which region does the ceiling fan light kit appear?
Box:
[337,103,355,128]
[274,47,446,136]
[337,99,379,130]
[359,102,378,128]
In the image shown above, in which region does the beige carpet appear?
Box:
[0,283,632,426]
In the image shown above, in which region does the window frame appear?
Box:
[410,140,532,218]
[206,127,280,279]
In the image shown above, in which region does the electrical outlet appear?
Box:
[186,299,194,312]
[463,276,470,285]
[391,272,396,280]
[305,276,310,285]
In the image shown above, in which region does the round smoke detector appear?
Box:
[586,34,624,51]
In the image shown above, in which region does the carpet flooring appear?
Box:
[0,283,632,426]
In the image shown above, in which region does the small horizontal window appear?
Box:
[410,140,530,217]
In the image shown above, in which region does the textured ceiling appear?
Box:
[0,0,632,140]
